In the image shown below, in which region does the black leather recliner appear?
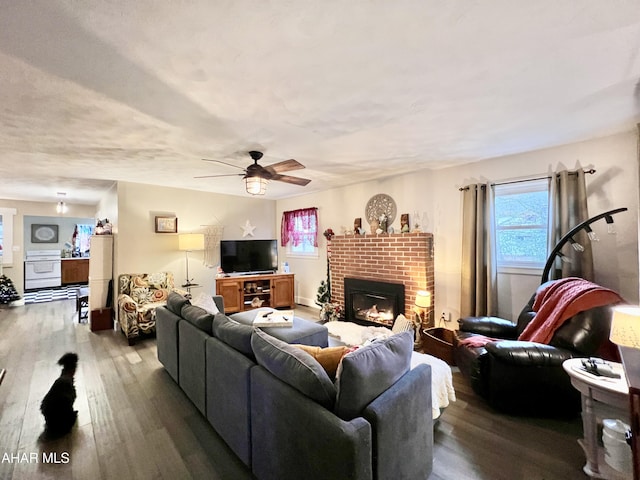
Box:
[454,280,619,415]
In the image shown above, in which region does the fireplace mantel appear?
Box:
[328,232,434,322]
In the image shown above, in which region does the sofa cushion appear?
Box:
[212,313,255,360]
[292,345,349,380]
[251,328,336,409]
[166,291,190,315]
[190,292,220,314]
[181,304,215,335]
[334,330,413,420]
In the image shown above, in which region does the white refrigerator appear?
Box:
[88,235,113,328]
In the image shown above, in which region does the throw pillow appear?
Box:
[391,313,415,334]
[190,292,220,314]
[292,345,350,380]
[334,330,413,420]
[166,291,190,315]
[212,313,255,359]
[251,329,337,409]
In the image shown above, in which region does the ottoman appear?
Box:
[230,308,329,347]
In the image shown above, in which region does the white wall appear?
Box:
[114,182,277,296]
[432,130,639,321]
[277,173,435,308]
[278,130,639,323]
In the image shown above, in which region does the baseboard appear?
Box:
[296,296,320,309]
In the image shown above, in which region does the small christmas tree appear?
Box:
[316,280,330,306]
[0,275,20,305]
[315,259,331,306]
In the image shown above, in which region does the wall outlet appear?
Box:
[441,312,452,323]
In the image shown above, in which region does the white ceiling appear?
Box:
[1,1,639,204]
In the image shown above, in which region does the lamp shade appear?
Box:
[415,290,431,308]
[178,233,205,252]
[245,176,267,195]
[609,306,640,349]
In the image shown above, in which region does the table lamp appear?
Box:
[415,290,432,329]
[610,305,640,349]
[178,233,205,288]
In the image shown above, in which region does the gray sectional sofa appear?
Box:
[156,292,433,480]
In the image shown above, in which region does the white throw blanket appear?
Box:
[326,321,456,419]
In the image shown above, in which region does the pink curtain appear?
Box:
[281,208,318,247]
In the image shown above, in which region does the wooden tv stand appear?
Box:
[215,273,295,313]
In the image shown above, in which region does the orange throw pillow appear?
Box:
[293,345,350,380]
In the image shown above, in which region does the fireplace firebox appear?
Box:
[344,277,405,328]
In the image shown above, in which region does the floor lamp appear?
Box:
[178,233,205,290]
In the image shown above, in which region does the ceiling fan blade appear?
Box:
[264,159,305,175]
[270,174,311,186]
[202,158,246,171]
[194,173,244,179]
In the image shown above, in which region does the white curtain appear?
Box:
[547,169,593,281]
[460,183,498,318]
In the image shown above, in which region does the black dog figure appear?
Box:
[40,352,78,439]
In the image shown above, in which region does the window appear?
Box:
[75,224,94,255]
[0,208,17,265]
[494,179,549,270]
[281,208,318,257]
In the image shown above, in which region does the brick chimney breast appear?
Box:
[328,232,434,323]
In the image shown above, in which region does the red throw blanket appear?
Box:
[518,277,623,344]
[458,277,623,348]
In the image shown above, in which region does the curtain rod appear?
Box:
[458,168,596,191]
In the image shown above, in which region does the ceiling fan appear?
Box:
[196,151,311,195]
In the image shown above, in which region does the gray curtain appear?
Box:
[460,183,498,318]
[547,169,593,280]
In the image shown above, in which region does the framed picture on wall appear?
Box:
[155,216,178,233]
[31,224,59,243]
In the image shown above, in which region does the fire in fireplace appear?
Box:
[344,278,405,327]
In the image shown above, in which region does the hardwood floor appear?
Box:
[0,300,589,479]
[431,372,588,480]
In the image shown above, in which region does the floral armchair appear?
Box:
[117,272,175,345]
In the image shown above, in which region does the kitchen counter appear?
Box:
[62,257,91,260]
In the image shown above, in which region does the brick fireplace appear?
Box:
[328,232,434,325]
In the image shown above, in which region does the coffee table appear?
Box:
[563,358,631,479]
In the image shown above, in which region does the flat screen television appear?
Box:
[220,239,278,275]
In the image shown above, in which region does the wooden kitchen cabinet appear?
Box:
[216,273,295,313]
[61,259,90,285]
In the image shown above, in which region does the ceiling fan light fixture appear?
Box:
[245,175,267,195]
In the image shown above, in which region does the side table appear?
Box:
[563,358,631,479]
[181,283,200,295]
